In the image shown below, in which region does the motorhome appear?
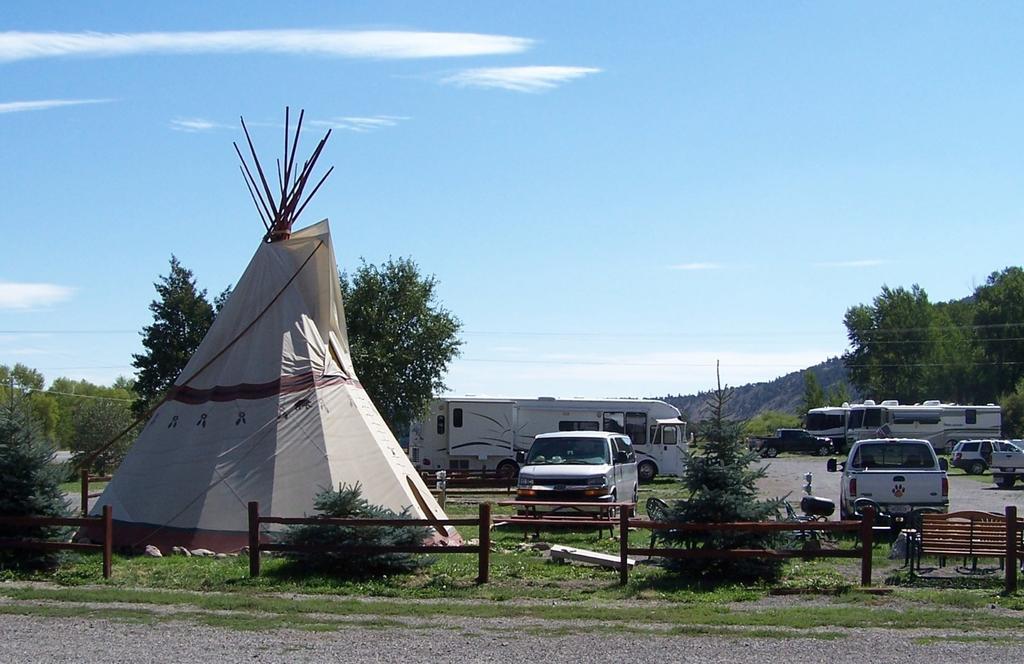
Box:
[806,400,1002,453]
[408,396,689,481]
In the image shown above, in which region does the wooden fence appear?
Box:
[246,501,492,582]
[618,506,878,586]
[421,470,517,492]
[80,469,113,516]
[0,505,113,578]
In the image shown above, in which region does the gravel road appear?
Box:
[755,455,1024,516]
[2,612,1023,663]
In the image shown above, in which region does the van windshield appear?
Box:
[526,437,610,465]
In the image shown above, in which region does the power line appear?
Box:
[5,320,1024,339]
[458,357,1024,369]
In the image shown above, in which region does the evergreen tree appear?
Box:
[132,256,215,416]
[800,371,826,414]
[277,484,431,577]
[665,362,783,583]
[0,394,71,571]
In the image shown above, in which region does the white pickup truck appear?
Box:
[991,441,1024,489]
[827,438,949,522]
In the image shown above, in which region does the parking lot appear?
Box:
[756,454,1024,516]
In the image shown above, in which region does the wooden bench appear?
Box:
[495,500,635,539]
[915,510,1024,573]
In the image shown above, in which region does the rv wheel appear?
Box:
[637,461,658,483]
[496,460,519,479]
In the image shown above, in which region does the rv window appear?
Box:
[660,425,678,445]
[558,420,600,431]
[436,415,446,434]
[453,408,463,428]
[966,409,977,425]
[863,408,882,428]
[848,409,865,429]
[625,412,647,445]
[603,412,625,434]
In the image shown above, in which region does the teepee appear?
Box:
[89,110,457,551]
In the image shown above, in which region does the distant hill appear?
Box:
[659,357,854,422]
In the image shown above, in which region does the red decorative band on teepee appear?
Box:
[168,372,358,405]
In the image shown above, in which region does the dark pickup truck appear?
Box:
[748,429,834,458]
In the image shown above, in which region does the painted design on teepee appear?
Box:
[85,110,459,551]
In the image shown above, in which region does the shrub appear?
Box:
[276,484,432,577]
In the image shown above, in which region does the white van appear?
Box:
[516,431,639,504]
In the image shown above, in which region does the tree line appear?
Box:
[842,266,1024,436]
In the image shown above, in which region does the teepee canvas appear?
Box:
[89,112,456,551]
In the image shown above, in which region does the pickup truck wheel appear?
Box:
[761,446,779,458]
[967,460,986,475]
[815,444,831,457]
[637,461,657,483]
[995,475,1016,489]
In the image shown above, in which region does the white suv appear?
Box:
[951,439,1023,475]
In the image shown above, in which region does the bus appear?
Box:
[408,396,690,481]
[806,400,1002,453]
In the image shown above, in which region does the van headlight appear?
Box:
[587,476,608,487]
[518,475,534,488]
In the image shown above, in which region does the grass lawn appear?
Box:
[3,479,1020,638]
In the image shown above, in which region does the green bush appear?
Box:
[276,484,432,577]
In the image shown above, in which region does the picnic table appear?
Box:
[495,500,635,539]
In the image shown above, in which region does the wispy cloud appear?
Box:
[309,115,409,133]
[169,117,231,132]
[0,30,532,63]
[668,262,722,271]
[0,281,75,310]
[0,98,112,114]
[814,259,886,268]
[441,66,601,92]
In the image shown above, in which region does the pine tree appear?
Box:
[665,362,783,583]
[0,394,71,571]
[131,256,215,416]
[277,484,432,577]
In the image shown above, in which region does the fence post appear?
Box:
[102,505,113,579]
[477,502,491,584]
[80,469,90,516]
[619,504,630,586]
[248,501,261,578]
[860,506,875,587]
[1006,505,1018,595]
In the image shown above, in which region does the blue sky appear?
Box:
[2,2,1022,398]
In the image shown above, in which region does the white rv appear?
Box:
[408,396,689,481]
[806,400,1002,453]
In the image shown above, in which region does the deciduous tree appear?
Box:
[340,258,462,436]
